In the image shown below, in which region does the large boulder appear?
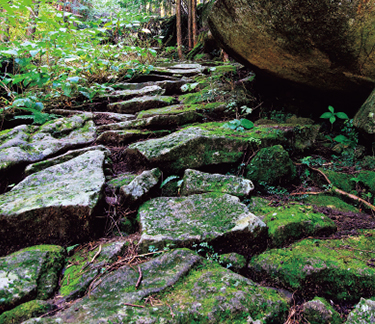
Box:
[0,150,106,254]
[0,245,65,313]
[23,249,290,324]
[138,192,267,254]
[208,0,375,93]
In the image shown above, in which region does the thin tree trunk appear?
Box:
[27,1,40,38]
[176,0,183,59]
[192,0,197,47]
[188,0,192,50]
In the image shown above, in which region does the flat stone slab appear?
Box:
[181,168,254,197]
[256,204,337,247]
[126,122,294,173]
[59,240,127,301]
[120,168,161,204]
[96,129,170,145]
[346,298,375,323]
[0,245,65,313]
[23,249,289,324]
[112,80,189,95]
[100,85,165,101]
[0,150,106,253]
[249,231,375,302]
[138,193,266,253]
[25,145,110,175]
[0,113,96,173]
[107,95,178,114]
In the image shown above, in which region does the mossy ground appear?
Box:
[0,300,53,324]
[250,230,375,302]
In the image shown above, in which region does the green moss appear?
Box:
[259,204,336,247]
[179,92,208,104]
[321,169,354,193]
[107,174,137,191]
[0,300,53,324]
[157,258,289,323]
[246,145,296,185]
[299,193,359,213]
[250,230,375,302]
[302,297,343,324]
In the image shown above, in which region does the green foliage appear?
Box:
[320,105,349,125]
[222,118,254,132]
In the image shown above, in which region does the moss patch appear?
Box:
[0,300,53,324]
[249,230,375,302]
[298,193,359,213]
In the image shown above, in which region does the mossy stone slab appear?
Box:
[0,245,65,313]
[246,145,296,185]
[346,298,375,323]
[23,249,289,324]
[107,95,178,114]
[127,122,296,173]
[25,145,110,176]
[0,113,96,173]
[136,102,226,119]
[301,297,343,324]
[218,252,247,273]
[107,173,137,192]
[59,241,127,301]
[181,168,254,197]
[259,204,337,247]
[113,80,189,95]
[0,300,53,324]
[100,85,165,101]
[249,231,375,302]
[96,129,169,145]
[120,168,162,204]
[0,151,106,253]
[138,192,266,254]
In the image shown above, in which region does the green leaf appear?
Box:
[336,112,349,119]
[333,135,348,143]
[29,49,40,57]
[160,175,179,188]
[328,105,334,113]
[240,119,254,130]
[329,116,336,124]
[320,112,332,119]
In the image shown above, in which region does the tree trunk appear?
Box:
[176,0,183,59]
[26,1,40,38]
[192,0,197,46]
[188,0,192,50]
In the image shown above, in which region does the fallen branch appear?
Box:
[91,244,102,263]
[123,303,145,308]
[294,164,375,216]
[135,266,142,289]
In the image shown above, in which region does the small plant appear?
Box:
[222,118,254,132]
[320,105,349,125]
[160,175,184,195]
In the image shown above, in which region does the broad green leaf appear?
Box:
[329,116,336,124]
[328,105,334,113]
[1,49,18,56]
[67,76,80,83]
[240,118,254,130]
[336,112,349,119]
[333,135,348,143]
[29,49,40,57]
[160,175,179,188]
[320,112,332,119]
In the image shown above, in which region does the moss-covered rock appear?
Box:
[107,95,178,114]
[107,173,137,192]
[23,249,289,324]
[354,88,375,138]
[346,298,375,324]
[0,113,96,173]
[126,122,303,173]
[301,297,343,324]
[298,193,359,213]
[218,252,247,273]
[181,168,254,197]
[58,241,127,301]
[0,300,54,324]
[246,145,296,185]
[258,204,336,247]
[24,145,110,176]
[100,85,165,101]
[0,245,65,313]
[0,150,106,253]
[138,192,267,254]
[113,80,189,95]
[96,129,170,145]
[120,168,162,204]
[249,231,375,302]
